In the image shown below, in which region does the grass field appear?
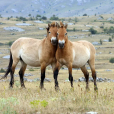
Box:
[0,14,114,113]
[0,82,114,114]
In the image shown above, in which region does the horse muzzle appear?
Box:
[58,43,64,49]
[58,40,65,49]
[51,37,57,45]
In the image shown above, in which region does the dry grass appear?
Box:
[0,82,114,114]
[0,14,114,113]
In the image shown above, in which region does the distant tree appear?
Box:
[50,15,59,20]
[74,17,78,22]
[7,17,10,20]
[83,13,87,16]
[89,27,97,34]
[0,14,2,18]
[109,37,112,42]
[19,16,28,21]
[41,16,47,20]
[100,39,102,45]
[68,18,71,22]
[28,14,31,17]
[36,14,41,17]
[109,58,114,63]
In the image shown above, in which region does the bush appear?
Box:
[109,38,112,42]
[50,15,59,20]
[100,26,104,29]
[41,16,47,20]
[109,58,114,63]
[83,13,87,16]
[104,26,114,34]
[7,41,14,46]
[0,68,5,73]
[89,28,97,34]
[100,39,103,45]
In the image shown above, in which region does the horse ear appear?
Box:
[46,26,49,31]
[56,22,60,28]
[48,23,51,28]
[64,24,68,29]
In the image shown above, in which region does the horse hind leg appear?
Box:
[88,59,98,91]
[81,65,89,90]
[9,58,19,88]
[40,62,46,90]
[19,60,27,88]
[68,63,73,88]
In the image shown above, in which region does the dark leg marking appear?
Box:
[9,69,14,88]
[19,69,25,88]
[54,68,59,90]
[92,72,98,91]
[69,73,73,87]
[40,70,45,89]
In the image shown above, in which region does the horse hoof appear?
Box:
[94,87,98,92]
[21,86,26,89]
[55,87,60,92]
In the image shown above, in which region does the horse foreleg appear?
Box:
[19,62,27,88]
[68,63,73,88]
[81,66,89,90]
[88,60,98,91]
[40,63,46,90]
[54,68,59,90]
[53,62,61,91]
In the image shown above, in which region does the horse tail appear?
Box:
[0,51,13,80]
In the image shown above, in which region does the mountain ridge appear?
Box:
[0,0,113,18]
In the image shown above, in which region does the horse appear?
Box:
[54,22,98,91]
[1,22,58,90]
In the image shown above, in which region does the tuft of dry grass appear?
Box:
[0,82,114,114]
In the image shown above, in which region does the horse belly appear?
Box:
[21,53,40,67]
[72,57,88,68]
[72,48,90,68]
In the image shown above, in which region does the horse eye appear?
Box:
[49,31,51,34]
[65,33,67,36]
[57,33,59,36]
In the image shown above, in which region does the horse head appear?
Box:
[57,21,68,48]
[46,22,58,45]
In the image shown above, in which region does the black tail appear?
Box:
[0,51,13,80]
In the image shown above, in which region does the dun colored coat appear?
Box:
[1,22,58,89]
[54,22,98,91]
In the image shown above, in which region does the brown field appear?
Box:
[0,14,114,113]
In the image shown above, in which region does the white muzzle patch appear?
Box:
[58,40,65,44]
[51,37,56,42]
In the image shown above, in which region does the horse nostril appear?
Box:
[51,39,57,45]
[59,43,64,48]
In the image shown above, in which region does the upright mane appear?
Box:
[58,21,67,28]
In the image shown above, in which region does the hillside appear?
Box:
[0,0,114,17]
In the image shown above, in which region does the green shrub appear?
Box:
[104,26,114,34]
[41,16,47,20]
[0,68,5,73]
[100,39,103,45]
[109,38,112,42]
[6,41,14,46]
[50,15,59,20]
[109,58,114,63]
[89,28,97,34]
[29,68,34,71]
[83,13,87,16]
[100,26,104,29]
